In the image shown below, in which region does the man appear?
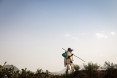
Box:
[64,48,75,74]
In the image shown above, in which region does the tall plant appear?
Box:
[84,62,100,78]
[104,61,117,78]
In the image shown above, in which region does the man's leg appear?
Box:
[66,64,70,74]
[70,63,75,72]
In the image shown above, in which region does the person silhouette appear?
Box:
[64,48,75,74]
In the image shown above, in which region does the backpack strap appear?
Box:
[67,53,73,59]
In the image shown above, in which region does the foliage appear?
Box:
[104,61,117,78]
[74,64,80,71]
[0,61,117,78]
[83,62,100,78]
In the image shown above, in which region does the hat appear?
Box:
[68,48,73,51]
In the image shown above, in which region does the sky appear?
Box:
[0,0,117,72]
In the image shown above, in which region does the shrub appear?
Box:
[104,61,117,78]
[83,62,100,78]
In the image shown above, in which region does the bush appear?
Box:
[1,61,117,78]
[104,61,117,78]
[83,62,100,78]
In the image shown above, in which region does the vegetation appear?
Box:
[0,61,117,78]
[83,62,100,78]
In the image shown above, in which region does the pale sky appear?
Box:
[0,0,117,72]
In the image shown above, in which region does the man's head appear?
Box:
[68,48,73,52]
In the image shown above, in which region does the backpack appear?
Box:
[62,51,67,57]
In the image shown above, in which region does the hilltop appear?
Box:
[0,61,117,78]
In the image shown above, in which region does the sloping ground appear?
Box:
[60,70,117,78]
[1,65,117,78]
